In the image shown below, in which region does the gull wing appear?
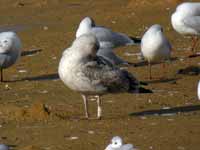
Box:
[183,16,200,33]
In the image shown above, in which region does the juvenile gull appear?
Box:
[105,136,136,150]
[198,80,200,100]
[76,17,141,49]
[58,34,152,119]
[171,2,200,55]
[0,32,22,82]
[141,24,171,79]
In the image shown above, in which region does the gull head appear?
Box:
[72,33,100,58]
[81,17,96,28]
[0,37,13,54]
[149,24,163,33]
[76,17,96,38]
[111,136,123,148]
[0,32,21,54]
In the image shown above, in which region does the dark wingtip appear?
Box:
[138,87,153,93]
[139,81,148,86]
[129,36,141,44]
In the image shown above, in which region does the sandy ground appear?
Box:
[0,0,200,150]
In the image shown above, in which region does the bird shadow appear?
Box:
[21,73,59,81]
[129,104,200,117]
[142,77,180,84]
[21,48,42,57]
[130,57,178,67]
[176,65,200,76]
[3,73,59,83]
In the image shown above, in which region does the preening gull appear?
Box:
[0,144,9,150]
[141,24,171,79]
[0,32,22,82]
[171,2,200,54]
[105,136,136,150]
[58,34,152,119]
[76,17,141,49]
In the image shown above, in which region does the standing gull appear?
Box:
[105,136,136,150]
[171,2,200,55]
[58,34,152,119]
[0,32,22,82]
[141,24,171,79]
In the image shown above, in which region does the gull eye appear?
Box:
[114,142,117,145]
[4,40,8,43]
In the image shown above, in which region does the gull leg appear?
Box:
[162,62,167,79]
[81,94,89,119]
[191,36,199,53]
[96,95,102,120]
[148,62,152,80]
[0,68,3,82]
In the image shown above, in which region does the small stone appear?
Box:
[88,130,95,134]
[5,84,11,90]
[19,70,27,73]
[43,26,48,30]
[69,136,79,140]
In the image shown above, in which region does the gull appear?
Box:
[105,136,136,150]
[0,32,22,82]
[171,2,200,55]
[75,17,140,65]
[76,17,141,49]
[141,24,171,79]
[0,144,9,150]
[198,80,200,100]
[58,34,152,119]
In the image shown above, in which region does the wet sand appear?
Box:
[0,0,200,150]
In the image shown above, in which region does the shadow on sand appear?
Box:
[129,104,200,117]
[142,77,180,84]
[21,48,42,56]
[21,73,59,81]
[129,57,178,67]
[177,65,200,76]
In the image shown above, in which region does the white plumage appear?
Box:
[141,24,171,79]
[105,136,135,150]
[171,2,200,53]
[75,17,140,65]
[0,32,22,82]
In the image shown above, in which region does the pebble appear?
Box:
[43,26,48,30]
[18,70,27,73]
[88,130,95,134]
[68,136,79,140]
